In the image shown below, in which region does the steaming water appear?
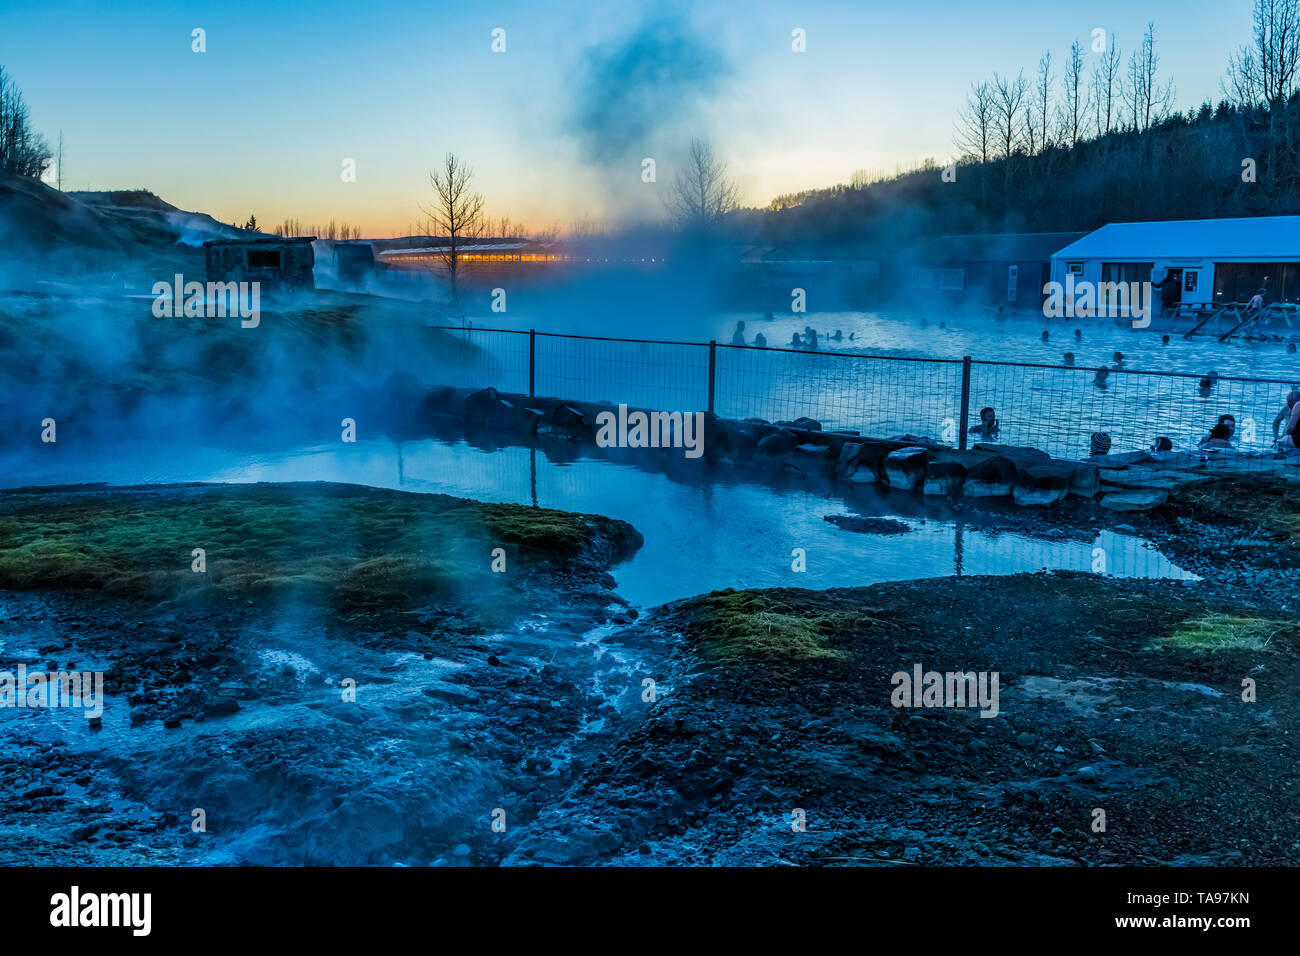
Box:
[6,436,1194,607]
[2,435,1196,865]
[456,308,1299,461]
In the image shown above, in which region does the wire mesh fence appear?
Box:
[428,326,1299,467]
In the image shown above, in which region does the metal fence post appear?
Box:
[958,355,972,450]
[528,328,536,398]
[707,340,717,414]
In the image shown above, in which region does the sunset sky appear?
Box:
[0,0,1258,235]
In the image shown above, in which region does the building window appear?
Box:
[939,268,965,290]
[248,249,282,268]
[1213,262,1297,303]
[1184,270,1198,294]
[1066,261,1084,276]
[1006,264,1018,301]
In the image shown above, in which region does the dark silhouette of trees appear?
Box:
[0,66,51,178]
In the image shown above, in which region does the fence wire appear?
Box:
[427,326,1299,468]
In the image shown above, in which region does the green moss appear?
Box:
[0,482,622,605]
[1170,476,1300,542]
[678,590,855,663]
[1162,613,1294,653]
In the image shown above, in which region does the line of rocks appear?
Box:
[412,385,1177,513]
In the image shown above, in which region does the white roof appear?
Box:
[1052,215,1300,262]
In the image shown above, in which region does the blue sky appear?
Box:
[0,0,1258,234]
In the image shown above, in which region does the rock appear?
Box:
[964,455,1017,497]
[203,696,241,719]
[461,386,501,425]
[756,429,799,457]
[883,447,929,491]
[923,460,966,496]
[1013,464,1072,506]
[824,515,913,535]
[548,404,594,440]
[776,416,822,431]
[1099,490,1168,512]
[792,442,832,455]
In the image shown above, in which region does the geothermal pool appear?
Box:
[5,436,1195,609]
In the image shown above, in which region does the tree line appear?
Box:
[748,0,1300,250]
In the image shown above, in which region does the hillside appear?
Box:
[0,173,251,288]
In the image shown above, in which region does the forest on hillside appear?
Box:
[744,0,1300,252]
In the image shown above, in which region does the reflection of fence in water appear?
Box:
[431,326,1296,465]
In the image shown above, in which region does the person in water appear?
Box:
[1272,390,1299,441]
[732,320,746,345]
[965,406,1000,441]
[1279,392,1300,450]
[753,331,767,347]
[790,332,803,348]
[1197,414,1237,450]
[804,327,819,350]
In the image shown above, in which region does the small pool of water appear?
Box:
[4,436,1196,608]
[205,438,1195,605]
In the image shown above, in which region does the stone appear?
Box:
[756,429,799,457]
[776,416,822,431]
[1013,464,1072,506]
[548,404,593,439]
[884,447,930,490]
[964,455,1017,497]
[1099,490,1168,512]
[923,460,966,496]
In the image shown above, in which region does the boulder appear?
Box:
[884,446,930,491]
[461,386,501,425]
[836,442,888,484]
[547,404,594,439]
[964,455,1017,497]
[1013,464,1073,506]
[1099,490,1168,512]
[756,429,800,457]
[776,416,822,431]
[923,460,966,497]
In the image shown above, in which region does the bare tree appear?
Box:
[1063,41,1086,147]
[0,66,51,178]
[1035,51,1053,152]
[1090,35,1123,135]
[991,71,1029,159]
[420,152,485,301]
[1127,23,1175,131]
[955,80,995,162]
[1226,0,1300,105]
[667,139,740,228]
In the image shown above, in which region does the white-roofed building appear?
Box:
[1050,215,1300,309]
